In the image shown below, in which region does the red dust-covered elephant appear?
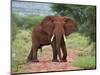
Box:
[27,16,76,62]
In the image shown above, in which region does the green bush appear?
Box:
[12,22,19,41]
[67,33,89,49]
[71,55,96,69]
[12,29,31,72]
[23,15,44,29]
[66,33,95,56]
[12,12,44,29]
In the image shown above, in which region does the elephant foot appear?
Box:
[32,59,39,62]
[52,59,59,62]
[27,56,33,63]
[27,59,33,63]
[60,59,67,62]
[27,58,39,63]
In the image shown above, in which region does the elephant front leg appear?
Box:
[51,40,59,62]
[61,37,67,62]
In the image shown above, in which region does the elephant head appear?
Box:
[40,16,76,39]
[40,16,76,60]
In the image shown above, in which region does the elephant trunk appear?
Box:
[53,25,65,60]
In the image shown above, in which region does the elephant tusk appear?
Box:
[64,35,67,42]
[51,34,54,42]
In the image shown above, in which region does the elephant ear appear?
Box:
[63,17,76,35]
[40,16,55,35]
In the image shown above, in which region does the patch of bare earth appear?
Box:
[23,46,82,73]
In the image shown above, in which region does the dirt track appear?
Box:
[23,46,82,73]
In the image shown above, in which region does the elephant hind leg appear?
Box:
[27,47,33,62]
[27,46,39,62]
[61,37,67,62]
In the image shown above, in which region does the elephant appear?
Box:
[27,16,76,62]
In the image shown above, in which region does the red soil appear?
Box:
[24,50,82,73]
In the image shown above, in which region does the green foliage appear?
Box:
[12,12,44,40]
[71,55,96,69]
[12,12,44,29]
[22,15,44,29]
[66,33,95,56]
[51,4,96,44]
[12,29,31,72]
[12,12,24,28]
[67,33,89,49]
[50,4,87,21]
[51,4,70,16]
[12,22,19,41]
[79,7,96,43]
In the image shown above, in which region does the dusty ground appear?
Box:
[22,46,82,73]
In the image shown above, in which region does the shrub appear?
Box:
[12,22,19,41]
[66,33,89,49]
[23,15,44,29]
[66,33,95,56]
[12,12,44,29]
[12,29,31,72]
[71,55,96,69]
